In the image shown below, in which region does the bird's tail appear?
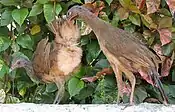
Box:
[152,68,168,105]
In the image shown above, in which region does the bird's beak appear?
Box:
[66,14,78,22]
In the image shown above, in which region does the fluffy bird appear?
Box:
[66,6,168,105]
[10,18,82,104]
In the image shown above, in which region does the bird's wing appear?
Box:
[32,38,51,80]
[103,27,160,70]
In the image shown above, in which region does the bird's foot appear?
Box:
[81,68,113,82]
[121,102,134,110]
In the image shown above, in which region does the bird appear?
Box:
[66,5,168,105]
[10,18,82,104]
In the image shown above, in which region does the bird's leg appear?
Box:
[123,69,136,105]
[111,64,124,104]
[53,81,65,104]
[81,68,113,82]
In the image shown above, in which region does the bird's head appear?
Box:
[66,5,94,21]
[10,53,30,72]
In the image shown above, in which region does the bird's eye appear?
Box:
[17,61,21,65]
[67,12,72,16]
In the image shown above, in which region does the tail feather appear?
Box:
[152,68,168,105]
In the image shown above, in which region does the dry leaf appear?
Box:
[135,0,146,9]
[146,0,160,14]
[153,44,174,77]
[161,52,174,77]
[158,28,172,46]
[118,7,129,20]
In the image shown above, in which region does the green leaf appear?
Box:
[159,8,171,16]
[95,59,110,69]
[55,3,62,15]
[16,34,33,50]
[80,35,90,46]
[111,11,120,27]
[0,35,11,52]
[6,95,20,103]
[75,85,95,100]
[119,0,140,13]
[0,89,5,103]
[12,8,29,26]
[86,40,101,64]
[46,83,57,93]
[30,25,41,35]
[0,0,18,6]
[162,42,174,56]
[105,0,113,5]
[68,77,85,98]
[129,14,141,26]
[0,9,13,26]
[44,3,54,23]
[74,66,85,78]
[0,60,8,79]
[72,0,82,4]
[37,0,49,4]
[29,4,43,17]
[134,86,147,103]
[158,17,172,29]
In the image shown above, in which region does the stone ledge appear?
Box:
[0,103,174,112]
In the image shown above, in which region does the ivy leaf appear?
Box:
[44,3,54,23]
[12,8,29,26]
[16,34,33,50]
[68,77,85,98]
[0,36,11,52]
[0,9,13,26]
[29,4,43,17]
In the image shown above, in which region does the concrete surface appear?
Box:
[0,103,175,112]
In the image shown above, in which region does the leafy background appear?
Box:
[0,0,175,104]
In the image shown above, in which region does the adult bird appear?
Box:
[10,18,82,104]
[66,5,168,105]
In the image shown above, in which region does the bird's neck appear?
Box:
[24,61,39,83]
[79,12,103,30]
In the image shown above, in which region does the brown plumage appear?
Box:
[67,6,168,105]
[10,18,82,104]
